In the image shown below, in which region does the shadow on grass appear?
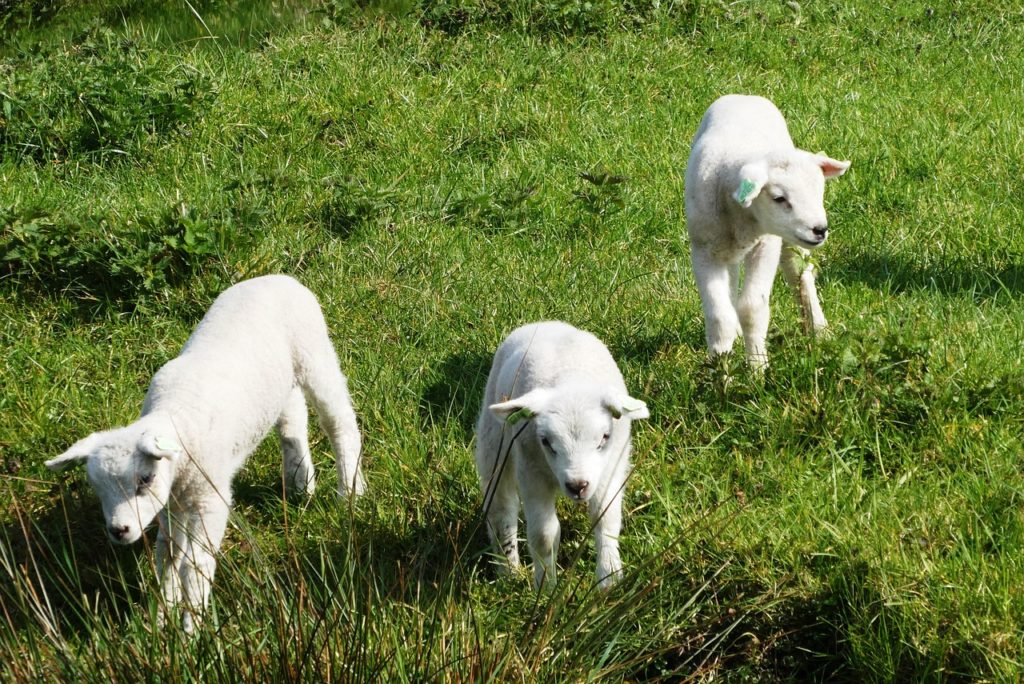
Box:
[615,327,694,364]
[231,455,487,604]
[8,473,958,680]
[831,251,1024,298]
[0,266,228,338]
[628,558,861,682]
[2,0,308,47]
[419,351,492,441]
[0,481,144,634]
[338,505,485,604]
[0,467,487,638]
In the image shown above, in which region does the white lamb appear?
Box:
[474,321,649,590]
[684,94,850,368]
[46,274,365,631]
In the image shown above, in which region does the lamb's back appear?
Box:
[692,95,792,156]
[493,322,625,398]
[143,275,326,461]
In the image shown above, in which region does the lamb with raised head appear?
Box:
[46,274,365,631]
[474,321,649,590]
[684,94,850,368]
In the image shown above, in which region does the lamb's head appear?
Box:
[490,385,649,503]
[46,425,182,544]
[733,150,850,249]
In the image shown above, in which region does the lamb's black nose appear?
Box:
[811,225,828,239]
[108,524,130,541]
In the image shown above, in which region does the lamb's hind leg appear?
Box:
[301,349,365,499]
[780,244,828,335]
[277,386,316,498]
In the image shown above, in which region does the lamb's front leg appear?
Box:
[589,476,625,590]
[179,498,230,632]
[691,248,742,358]
[524,497,559,590]
[519,465,561,590]
[780,244,828,335]
[737,236,782,370]
[475,416,521,573]
[481,460,522,574]
[155,508,187,616]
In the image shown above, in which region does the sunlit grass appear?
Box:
[2,0,1024,679]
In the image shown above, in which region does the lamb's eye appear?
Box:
[599,433,610,448]
[772,195,788,205]
[137,473,155,489]
[540,436,552,449]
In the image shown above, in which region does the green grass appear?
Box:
[3,0,1024,679]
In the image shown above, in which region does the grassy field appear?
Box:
[2,0,1024,679]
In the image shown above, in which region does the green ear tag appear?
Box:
[620,397,647,413]
[736,179,757,204]
[154,436,179,452]
[506,407,535,426]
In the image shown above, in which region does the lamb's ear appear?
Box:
[812,153,850,179]
[603,394,650,421]
[733,161,769,207]
[46,433,101,471]
[138,432,182,461]
[489,388,551,425]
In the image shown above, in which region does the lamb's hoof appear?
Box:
[337,476,366,500]
[746,354,769,373]
[287,477,316,500]
[597,557,623,591]
[490,550,521,578]
[533,565,558,592]
[811,323,832,340]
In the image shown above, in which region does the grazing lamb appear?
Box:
[474,321,649,590]
[684,94,850,368]
[46,274,364,631]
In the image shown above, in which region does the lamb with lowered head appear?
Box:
[46,274,365,631]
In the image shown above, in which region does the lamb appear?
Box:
[474,321,649,590]
[684,94,850,369]
[45,274,365,631]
